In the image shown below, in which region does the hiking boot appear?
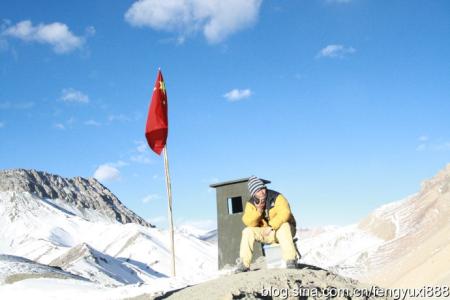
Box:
[286,259,298,269]
[234,260,250,274]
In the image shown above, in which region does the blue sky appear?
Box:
[1,0,449,228]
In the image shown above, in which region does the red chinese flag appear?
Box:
[145,70,168,155]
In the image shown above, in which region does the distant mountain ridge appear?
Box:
[0,169,153,227]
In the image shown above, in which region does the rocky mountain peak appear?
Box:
[0,168,153,228]
[420,164,450,193]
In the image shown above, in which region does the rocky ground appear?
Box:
[129,264,391,300]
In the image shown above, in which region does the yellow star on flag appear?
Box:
[159,80,166,95]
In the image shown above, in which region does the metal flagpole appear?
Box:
[163,145,176,277]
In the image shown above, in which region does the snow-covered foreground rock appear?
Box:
[0,275,197,300]
[0,255,88,284]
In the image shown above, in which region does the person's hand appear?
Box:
[255,199,265,213]
[262,227,273,237]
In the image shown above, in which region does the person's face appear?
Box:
[254,188,267,203]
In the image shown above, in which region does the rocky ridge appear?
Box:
[0,169,153,227]
[0,254,89,284]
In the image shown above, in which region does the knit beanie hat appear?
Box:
[248,176,266,197]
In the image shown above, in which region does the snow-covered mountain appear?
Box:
[177,224,217,243]
[0,169,217,290]
[48,242,165,286]
[1,165,449,298]
[0,169,152,227]
[298,164,450,288]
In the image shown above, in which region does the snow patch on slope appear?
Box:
[298,224,384,278]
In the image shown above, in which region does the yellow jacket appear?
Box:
[242,189,296,230]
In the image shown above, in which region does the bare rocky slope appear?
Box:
[359,164,450,287]
[0,169,153,227]
[299,164,450,288]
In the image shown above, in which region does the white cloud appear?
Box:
[416,137,450,152]
[416,136,429,151]
[54,123,65,130]
[129,141,153,164]
[93,164,121,182]
[53,117,78,130]
[434,142,450,152]
[418,135,429,142]
[110,160,129,168]
[136,141,148,153]
[204,177,220,193]
[84,120,101,126]
[60,88,89,103]
[2,20,89,53]
[108,114,130,122]
[142,194,162,204]
[0,101,34,110]
[317,44,356,58]
[130,154,153,164]
[124,0,262,43]
[85,26,96,37]
[223,88,252,101]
